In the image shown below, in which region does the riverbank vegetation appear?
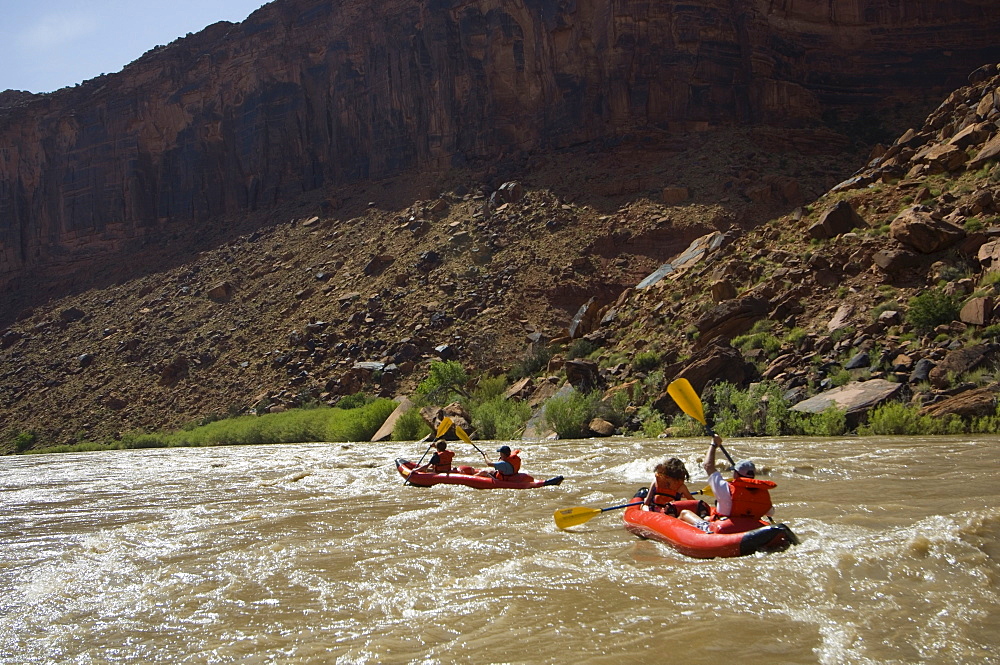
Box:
[13,397,397,455]
[8,358,1000,455]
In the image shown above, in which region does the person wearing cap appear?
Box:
[678,434,775,532]
[475,445,522,478]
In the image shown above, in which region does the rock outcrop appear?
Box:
[3,0,1000,313]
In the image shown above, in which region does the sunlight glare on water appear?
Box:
[1,436,999,664]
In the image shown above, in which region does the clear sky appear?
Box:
[0,0,270,94]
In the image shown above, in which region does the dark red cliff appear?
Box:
[2,0,1000,314]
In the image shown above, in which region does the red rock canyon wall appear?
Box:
[1,0,999,296]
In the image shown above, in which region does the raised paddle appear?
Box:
[403,417,453,486]
[666,378,735,466]
[454,424,490,463]
[668,378,800,546]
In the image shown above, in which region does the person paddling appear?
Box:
[476,445,521,478]
[642,458,695,512]
[679,434,775,532]
[414,440,455,474]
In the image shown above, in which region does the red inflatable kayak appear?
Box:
[396,459,563,489]
[623,489,796,558]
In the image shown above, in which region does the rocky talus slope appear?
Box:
[602,63,1000,428]
[3,64,1000,451]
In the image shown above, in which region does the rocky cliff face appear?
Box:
[2,0,1000,319]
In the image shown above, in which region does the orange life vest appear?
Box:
[650,480,685,507]
[497,452,522,477]
[727,476,776,519]
[433,449,455,473]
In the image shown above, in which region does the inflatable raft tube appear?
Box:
[396,459,564,489]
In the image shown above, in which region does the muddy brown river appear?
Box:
[1,435,998,664]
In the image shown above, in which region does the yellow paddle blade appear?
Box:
[435,416,453,438]
[667,378,706,425]
[700,484,714,497]
[454,425,473,445]
[553,506,602,529]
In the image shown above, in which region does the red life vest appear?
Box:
[433,450,455,473]
[727,476,776,519]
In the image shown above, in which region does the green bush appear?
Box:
[871,301,904,321]
[392,408,430,441]
[829,326,855,343]
[472,375,509,402]
[857,400,964,435]
[981,324,1000,338]
[13,430,37,453]
[708,381,792,436]
[544,389,601,439]
[905,289,961,332]
[667,411,703,437]
[337,392,374,410]
[333,399,398,441]
[164,400,398,448]
[640,370,665,405]
[509,346,553,381]
[113,430,168,449]
[970,401,1000,433]
[829,368,855,387]
[794,407,848,437]
[639,405,669,437]
[416,360,470,403]
[605,388,633,426]
[731,331,782,357]
[633,351,660,372]
[980,271,1000,288]
[472,396,532,440]
[567,338,598,360]
[965,217,984,233]
[783,327,808,348]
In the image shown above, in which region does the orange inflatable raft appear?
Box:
[396,459,564,489]
[622,489,797,558]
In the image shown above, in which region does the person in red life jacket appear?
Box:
[476,445,521,478]
[415,440,455,474]
[642,457,695,511]
[679,434,775,532]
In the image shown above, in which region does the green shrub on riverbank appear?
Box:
[544,390,601,439]
[391,408,431,441]
[27,399,398,454]
[473,395,533,440]
[664,380,1000,437]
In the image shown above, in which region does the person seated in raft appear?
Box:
[678,434,775,532]
[642,457,695,511]
[415,440,455,474]
[475,445,521,478]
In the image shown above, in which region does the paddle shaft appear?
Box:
[455,425,489,463]
[404,442,435,486]
[600,500,643,513]
[714,440,736,467]
[404,417,453,485]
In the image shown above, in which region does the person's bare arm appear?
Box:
[702,434,722,476]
